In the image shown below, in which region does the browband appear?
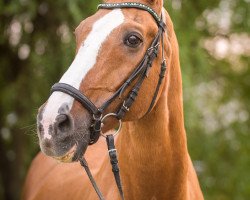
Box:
[98,2,161,25]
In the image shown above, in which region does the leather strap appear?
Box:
[51,83,101,116]
[146,21,167,114]
[79,158,105,200]
[89,117,102,144]
[106,135,124,200]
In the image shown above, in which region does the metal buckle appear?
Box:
[108,149,117,153]
[100,113,122,138]
[147,43,160,53]
[122,101,130,112]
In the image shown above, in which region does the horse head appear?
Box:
[37,0,170,163]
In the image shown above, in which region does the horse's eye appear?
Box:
[124,33,143,48]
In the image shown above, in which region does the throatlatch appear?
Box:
[51,2,167,200]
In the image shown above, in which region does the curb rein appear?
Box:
[51,2,167,200]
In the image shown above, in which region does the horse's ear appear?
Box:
[144,0,164,14]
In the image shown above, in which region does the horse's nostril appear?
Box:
[55,114,72,134]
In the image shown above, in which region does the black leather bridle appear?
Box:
[51,2,167,200]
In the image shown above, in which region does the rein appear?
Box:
[51,2,167,200]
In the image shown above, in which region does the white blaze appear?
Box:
[41,9,124,140]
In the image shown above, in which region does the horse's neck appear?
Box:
[117,83,189,199]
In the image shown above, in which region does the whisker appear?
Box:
[20,123,37,130]
[23,128,38,136]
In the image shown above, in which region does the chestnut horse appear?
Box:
[23,0,204,199]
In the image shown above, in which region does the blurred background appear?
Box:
[0,0,249,199]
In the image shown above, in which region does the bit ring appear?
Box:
[100,113,122,138]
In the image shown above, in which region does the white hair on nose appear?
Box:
[41,9,124,140]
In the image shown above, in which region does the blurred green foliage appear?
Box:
[0,0,249,200]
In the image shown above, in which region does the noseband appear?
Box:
[51,2,167,200]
